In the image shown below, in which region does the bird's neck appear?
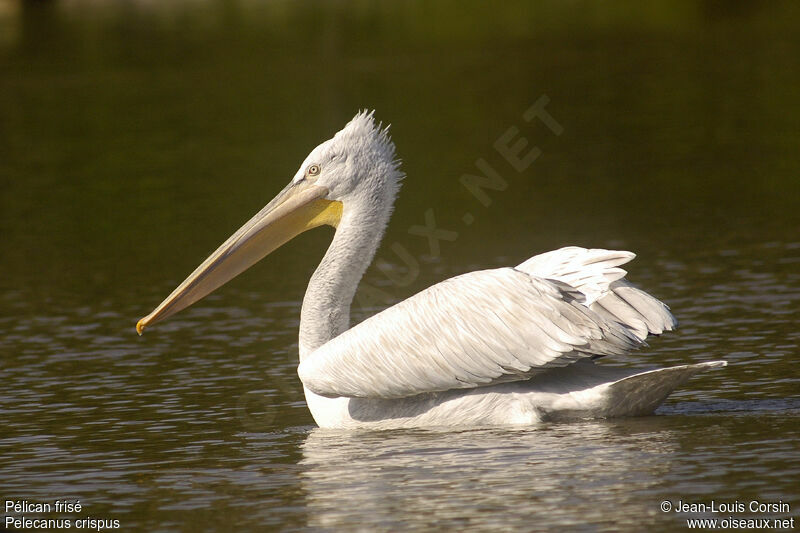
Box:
[298,200,389,360]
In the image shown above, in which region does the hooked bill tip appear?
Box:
[136,318,146,336]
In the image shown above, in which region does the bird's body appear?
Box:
[303,361,722,429]
[138,111,725,429]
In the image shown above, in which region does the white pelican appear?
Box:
[137,111,726,429]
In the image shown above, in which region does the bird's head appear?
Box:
[136,111,402,334]
[292,110,402,205]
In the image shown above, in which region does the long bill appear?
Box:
[136,181,342,335]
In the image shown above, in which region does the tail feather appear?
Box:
[534,360,727,421]
[602,361,725,417]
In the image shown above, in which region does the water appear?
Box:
[1,1,799,531]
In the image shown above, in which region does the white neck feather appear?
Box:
[298,194,391,360]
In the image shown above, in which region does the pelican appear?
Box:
[137,111,726,429]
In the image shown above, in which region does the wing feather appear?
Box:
[519,246,677,341]
[299,247,676,399]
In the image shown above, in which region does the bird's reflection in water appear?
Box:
[299,419,678,530]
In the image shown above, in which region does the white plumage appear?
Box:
[138,111,725,429]
[301,256,645,399]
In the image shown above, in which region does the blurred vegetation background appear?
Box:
[1,0,798,313]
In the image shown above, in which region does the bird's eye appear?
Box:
[307,164,321,177]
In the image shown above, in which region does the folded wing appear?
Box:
[299,247,676,399]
